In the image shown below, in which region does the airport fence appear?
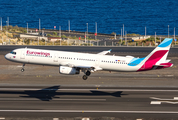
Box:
[0,39,177,47]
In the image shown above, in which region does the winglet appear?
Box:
[97,49,112,55]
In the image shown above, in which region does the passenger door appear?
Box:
[95,58,100,66]
[20,50,25,59]
[53,53,58,62]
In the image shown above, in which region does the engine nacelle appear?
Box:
[59,66,80,75]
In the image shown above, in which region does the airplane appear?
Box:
[5,38,173,80]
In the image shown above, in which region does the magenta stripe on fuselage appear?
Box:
[138,50,168,71]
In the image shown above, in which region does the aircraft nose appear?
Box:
[4,54,7,59]
[4,53,10,60]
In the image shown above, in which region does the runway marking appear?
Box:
[1,88,178,92]
[150,97,178,101]
[151,101,178,104]
[150,101,161,104]
[17,66,23,67]
[53,118,59,120]
[165,75,174,77]
[1,110,178,114]
[82,118,90,120]
[0,98,106,101]
[174,97,178,100]
[150,97,178,104]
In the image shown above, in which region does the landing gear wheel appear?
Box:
[21,63,25,72]
[86,71,91,76]
[82,75,88,80]
[21,68,25,72]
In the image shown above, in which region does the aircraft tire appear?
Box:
[86,71,91,76]
[21,68,25,72]
[82,75,88,80]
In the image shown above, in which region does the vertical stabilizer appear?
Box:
[138,38,173,71]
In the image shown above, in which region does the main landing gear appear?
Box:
[82,75,88,80]
[82,70,91,80]
[21,63,25,72]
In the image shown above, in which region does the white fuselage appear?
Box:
[5,48,141,72]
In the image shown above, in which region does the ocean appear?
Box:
[0,0,178,35]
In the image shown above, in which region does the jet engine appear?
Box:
[59,66,80,75]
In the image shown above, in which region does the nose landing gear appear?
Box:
[21,68,25,72]
[21,63,25,72]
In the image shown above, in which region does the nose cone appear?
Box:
[5,54,7,59]
[5,53,10,60]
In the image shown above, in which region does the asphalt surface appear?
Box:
[0,86,178,120]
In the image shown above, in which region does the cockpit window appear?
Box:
[10,51,16,55]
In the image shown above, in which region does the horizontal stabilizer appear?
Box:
[153,62,173,69]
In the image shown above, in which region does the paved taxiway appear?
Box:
[0,46,178,119]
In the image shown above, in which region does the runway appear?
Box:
[0,46,178,119]
[0,86,178,119]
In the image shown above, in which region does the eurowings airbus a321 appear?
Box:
[5,38,173,80]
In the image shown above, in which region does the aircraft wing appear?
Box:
[69,64,94,69]
[97,49,112,55]
[71,63,103,71]
[61,62,94,68]
[61,62,102,71]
